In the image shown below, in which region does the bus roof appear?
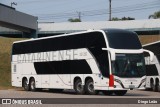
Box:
[13,29,135,44]
[13,29,104,44]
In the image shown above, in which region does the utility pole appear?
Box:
[109,0,112,21]
[77,11,81,21]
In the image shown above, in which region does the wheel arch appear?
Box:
[29,77,35,83]
[74,76,81,85]
[155,78,159,85]
[85,76,93,84]
[150,78,154,84]
[22,77,28,87]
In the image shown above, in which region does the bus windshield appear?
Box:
[105,30,142,49]
[112,54,145,78]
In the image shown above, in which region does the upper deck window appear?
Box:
[12,31,106,55]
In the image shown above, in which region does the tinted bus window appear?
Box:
[105,30,142,49]
[12,32,106,55]
[86,32,109,77]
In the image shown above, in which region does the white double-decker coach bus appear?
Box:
[143,41,160,92]
[11,29,153,96]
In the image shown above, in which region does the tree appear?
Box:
[111,17,120,21]
[148,11,160,19]
[121,17,135,20]
[68,18,81,22]
[111,17,135,21]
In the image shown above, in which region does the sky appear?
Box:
[0,0,160,23]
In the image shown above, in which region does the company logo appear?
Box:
[2,99,11,104]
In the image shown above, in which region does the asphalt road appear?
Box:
[0,89,160,107]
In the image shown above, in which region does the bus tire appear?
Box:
[74,79,85,94]
[114,90,127,96]
[29,78,36,91]
[155,81,159,92]
[102,91,113,95]
[23,78,29,91]
[85,79,97,95]
[157,84,160,92]
[151,82,156,92]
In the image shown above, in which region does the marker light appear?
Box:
[109,74,114,87]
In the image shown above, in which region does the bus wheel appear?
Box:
[85,79,97,95]
[157,84,160,92]
[155,81,160,92]
[102,91,113,95]
[23,78,29,91]
[29,78,36,91]
[114,90,127,96]
[74,79,85,94]
[151,82,156,92]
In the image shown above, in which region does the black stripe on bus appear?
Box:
[88,48,110,78]
[146,64,159,76]
[34,60,92,74]
[12,32,106,55]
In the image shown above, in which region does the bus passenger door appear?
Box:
[98,51,110,88]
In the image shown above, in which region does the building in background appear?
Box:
[1,19,160,44]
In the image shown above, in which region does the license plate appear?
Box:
[129,85,135,89]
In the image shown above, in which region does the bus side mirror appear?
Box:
[143,49,154,62]
[102,48,116,61]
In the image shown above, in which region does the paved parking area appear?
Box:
[0,89,160,107]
